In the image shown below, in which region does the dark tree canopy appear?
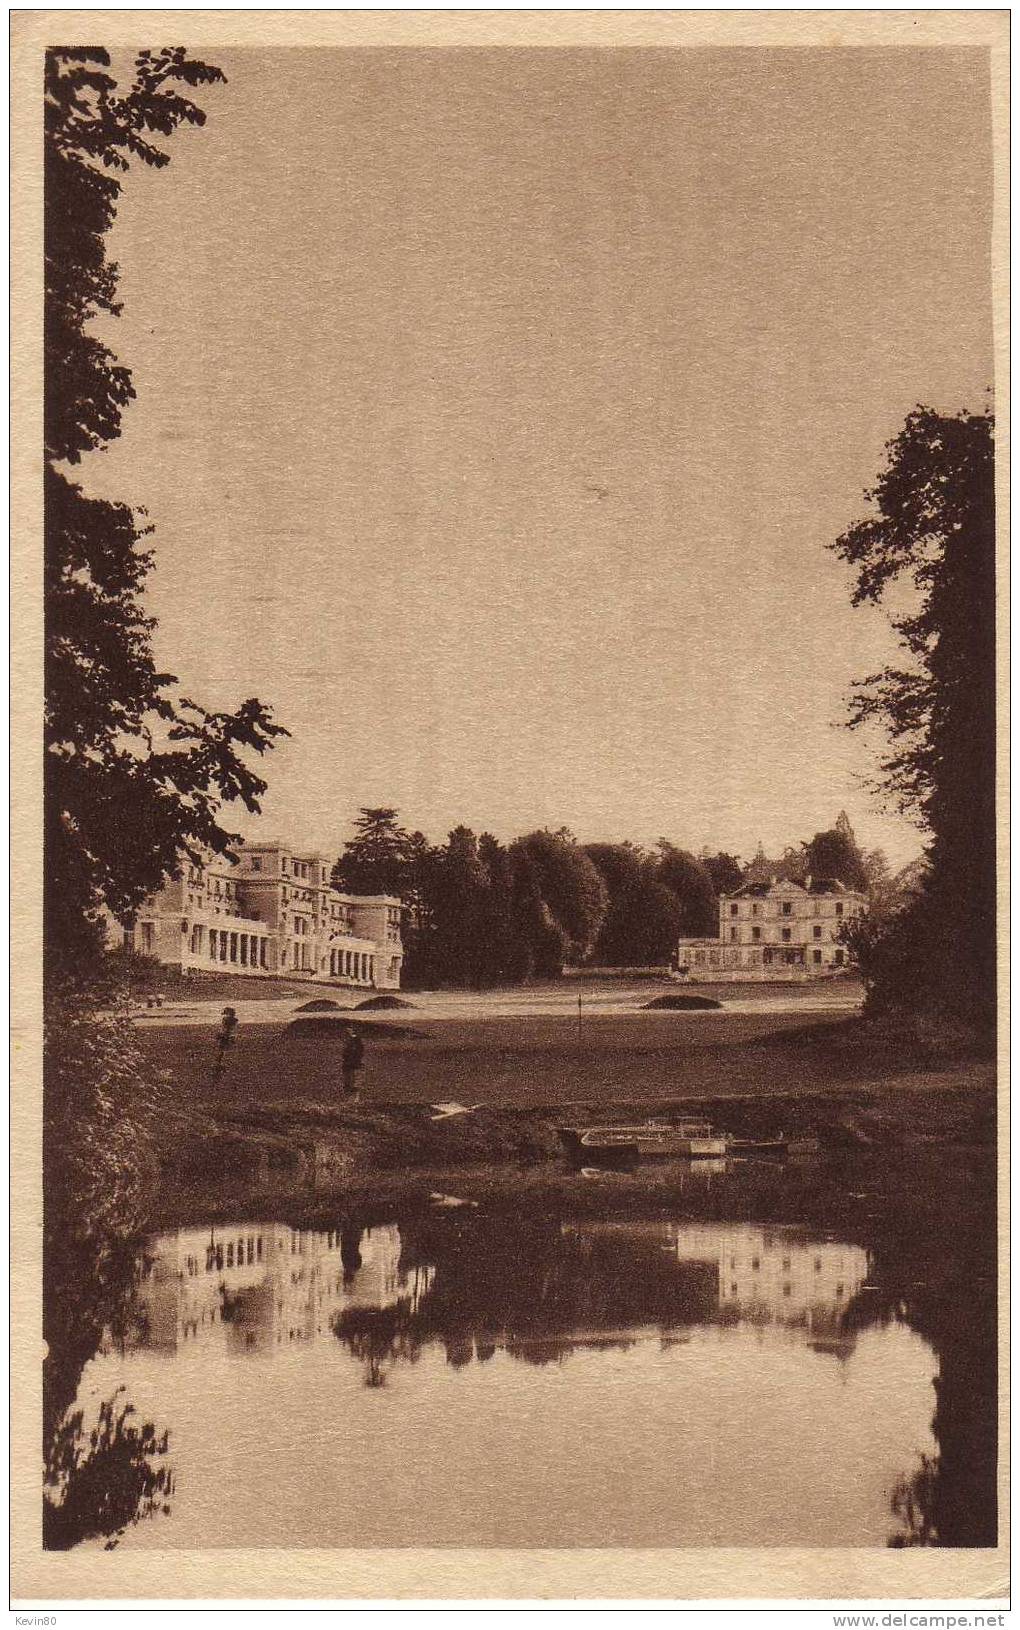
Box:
[803,825,867,891]
[701,851,744,897]
[654,843,718,938]
[830,404,996,1026]
[332,808,416,897]
[44,48,286,972]
[513,831,608,965]
[584,844,682,966]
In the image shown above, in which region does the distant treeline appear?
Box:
[332,808,883,989]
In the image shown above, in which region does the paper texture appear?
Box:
[11,7,1009,1604]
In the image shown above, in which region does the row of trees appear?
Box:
[332,807,892,988]
[334,811,705,985]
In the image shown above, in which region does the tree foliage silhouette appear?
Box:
[803,824,868,891]
[332,808,415,896]
[830,405,995,1026]
[44,47,287,972]
[42,48,288,1546]
[584,844,682,966]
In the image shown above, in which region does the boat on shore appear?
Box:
[729,1135,822,1158]
[558,1120,729,1163]
[558,1123,822,1167]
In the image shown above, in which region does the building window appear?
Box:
[782,927,792,942]
[834,949,845,967]
[813,925,822,939]
[751,926,761,942]
[781,901,792,916]
[729,927,737,942]
[251,857,262,872]
[751,903,760,917]
[813,949,822,964]
[729,903,738,916]
[835,902,844,916]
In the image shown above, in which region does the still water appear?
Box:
[62,1209,942,1549]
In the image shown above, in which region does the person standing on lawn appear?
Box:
[341,1024,365,1100]
[213,1006,238,1082]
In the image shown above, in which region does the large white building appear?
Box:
[677,875,866,980]
[125,838,403,990]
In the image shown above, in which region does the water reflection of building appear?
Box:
[128,1223,434,1355]
[671,1224,869,1347]
[562,1221,868,1354]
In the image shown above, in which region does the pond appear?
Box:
[45,1146,997,1552]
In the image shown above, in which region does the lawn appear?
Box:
[139,1006,992,1111]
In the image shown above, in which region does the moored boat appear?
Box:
[558,1120,729,1161]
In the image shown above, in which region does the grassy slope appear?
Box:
[133,969,347,1002]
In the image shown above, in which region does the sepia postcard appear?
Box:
[10,7,1009,1609]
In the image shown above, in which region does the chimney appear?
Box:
[805,874,812,891]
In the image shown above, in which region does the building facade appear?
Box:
[677,876,866,980]
[127,839,403,989]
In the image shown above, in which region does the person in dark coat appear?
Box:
[341,1025,365,1099]
[213,1007,238,1080]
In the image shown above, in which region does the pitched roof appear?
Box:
[723,875,860,899]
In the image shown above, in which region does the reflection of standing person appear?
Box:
[340,1222,363,1286]
[213,1006,238,1080]
[341,1025,365,1099]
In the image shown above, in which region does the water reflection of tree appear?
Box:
[44,980,176,1548]
[836,1149,997,1549]
[889,1455,939,1548]
[333,1305,425,1388]
[334,1216,714,1382]
[43,1389,173,1551]
[337,1153,997,1551]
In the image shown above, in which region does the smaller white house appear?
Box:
[677,876,866,981]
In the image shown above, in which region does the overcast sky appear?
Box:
[85,46,993,865]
